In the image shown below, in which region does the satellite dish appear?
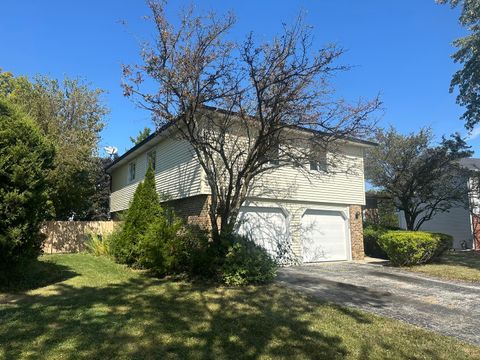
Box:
[104,146,118,157]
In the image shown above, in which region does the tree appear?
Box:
[364,190,399,229]
[438,0,480,130]
[0,71,108,220]
[365,127,472,230]
[130,127,151,145]
[110,166,163,265]
[0,99,55,270]
[122,1,380,244]
[85,157,113,220]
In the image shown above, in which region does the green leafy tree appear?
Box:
[85,157,113,220]
[110,167,162,265]
[0,99,55,270]
[438,0,480,130]
[0,70,108,220]
[129,127,151,145]
[365,127,472,230]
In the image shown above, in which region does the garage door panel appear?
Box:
[237,206,290,261]
[301,209,348,262]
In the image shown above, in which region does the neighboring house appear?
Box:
[106,111,375,264]
[397,158,480,250]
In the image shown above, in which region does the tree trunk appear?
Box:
[404,211,416,231]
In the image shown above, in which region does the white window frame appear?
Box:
[128,161,136,182]
[309,148,328,172]
[267,144,280,166]
[147,150,157,171]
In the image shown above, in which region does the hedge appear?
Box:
[378,231,453,266]
[363,226,389,259]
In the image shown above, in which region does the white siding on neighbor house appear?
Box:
[247,144,366,206]
[398,207,473,249]
[110,137,204,212]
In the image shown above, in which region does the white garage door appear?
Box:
[237,206,289,259]
[301,209,349,262]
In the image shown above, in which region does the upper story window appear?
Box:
[147,150,157,171]
[266,144,280,165]
[309,147,328,172]
[128,162,136,182]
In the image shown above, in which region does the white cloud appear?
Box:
[467,127,480,140]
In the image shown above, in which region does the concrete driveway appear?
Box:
[277,262,480,345]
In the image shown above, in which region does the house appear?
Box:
[106,110,376,264]
[397,158,480,250]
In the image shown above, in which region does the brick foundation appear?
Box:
[349,205,365,260]
[164,195,211,229]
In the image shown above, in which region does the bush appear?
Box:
[0,99,55,271]
[172,225,218,277]
[138,211,217,277]
[86,232,111,257]
[378,231,453,266]
[137,210,183,275]
[431,232,454,258]
[110,166,162,266]
[221,235,277,286]
[363,226,389,259]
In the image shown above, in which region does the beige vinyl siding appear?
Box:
[110,126,368,213]
[110,138,204,212]
[249,144,366,205]
[194,124,367,206]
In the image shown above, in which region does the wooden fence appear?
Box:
[41,221,120,254]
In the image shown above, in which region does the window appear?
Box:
[147,150,156,171]
[267,144,280,165]
[309,148,328,172]
[128,162,136,182]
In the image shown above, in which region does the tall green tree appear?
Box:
[110,166,162,266]
[365,127,472,230]
[438,0,480,130]
[0,70,108,220]
[129,127,151,145]
[0,99,55,270]
[85,157,114,220]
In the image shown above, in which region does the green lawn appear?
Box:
[408,251,480,282]
[1,254,479,359]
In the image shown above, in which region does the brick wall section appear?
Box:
[164,195,211,229]
[349,205,365,260]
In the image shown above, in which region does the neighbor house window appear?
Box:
[128,162,136,182]
[147,150,156,171]
[309,148,328,172]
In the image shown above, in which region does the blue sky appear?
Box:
[1,0,474,155]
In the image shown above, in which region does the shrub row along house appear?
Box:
[107,108,375,264]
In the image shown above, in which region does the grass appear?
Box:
[407,251,480,282]
[1,254,479,359]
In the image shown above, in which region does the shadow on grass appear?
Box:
[1,256,477,359]
[436,251,480,270]
[0,259,77,293]
[0,276,349,359]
